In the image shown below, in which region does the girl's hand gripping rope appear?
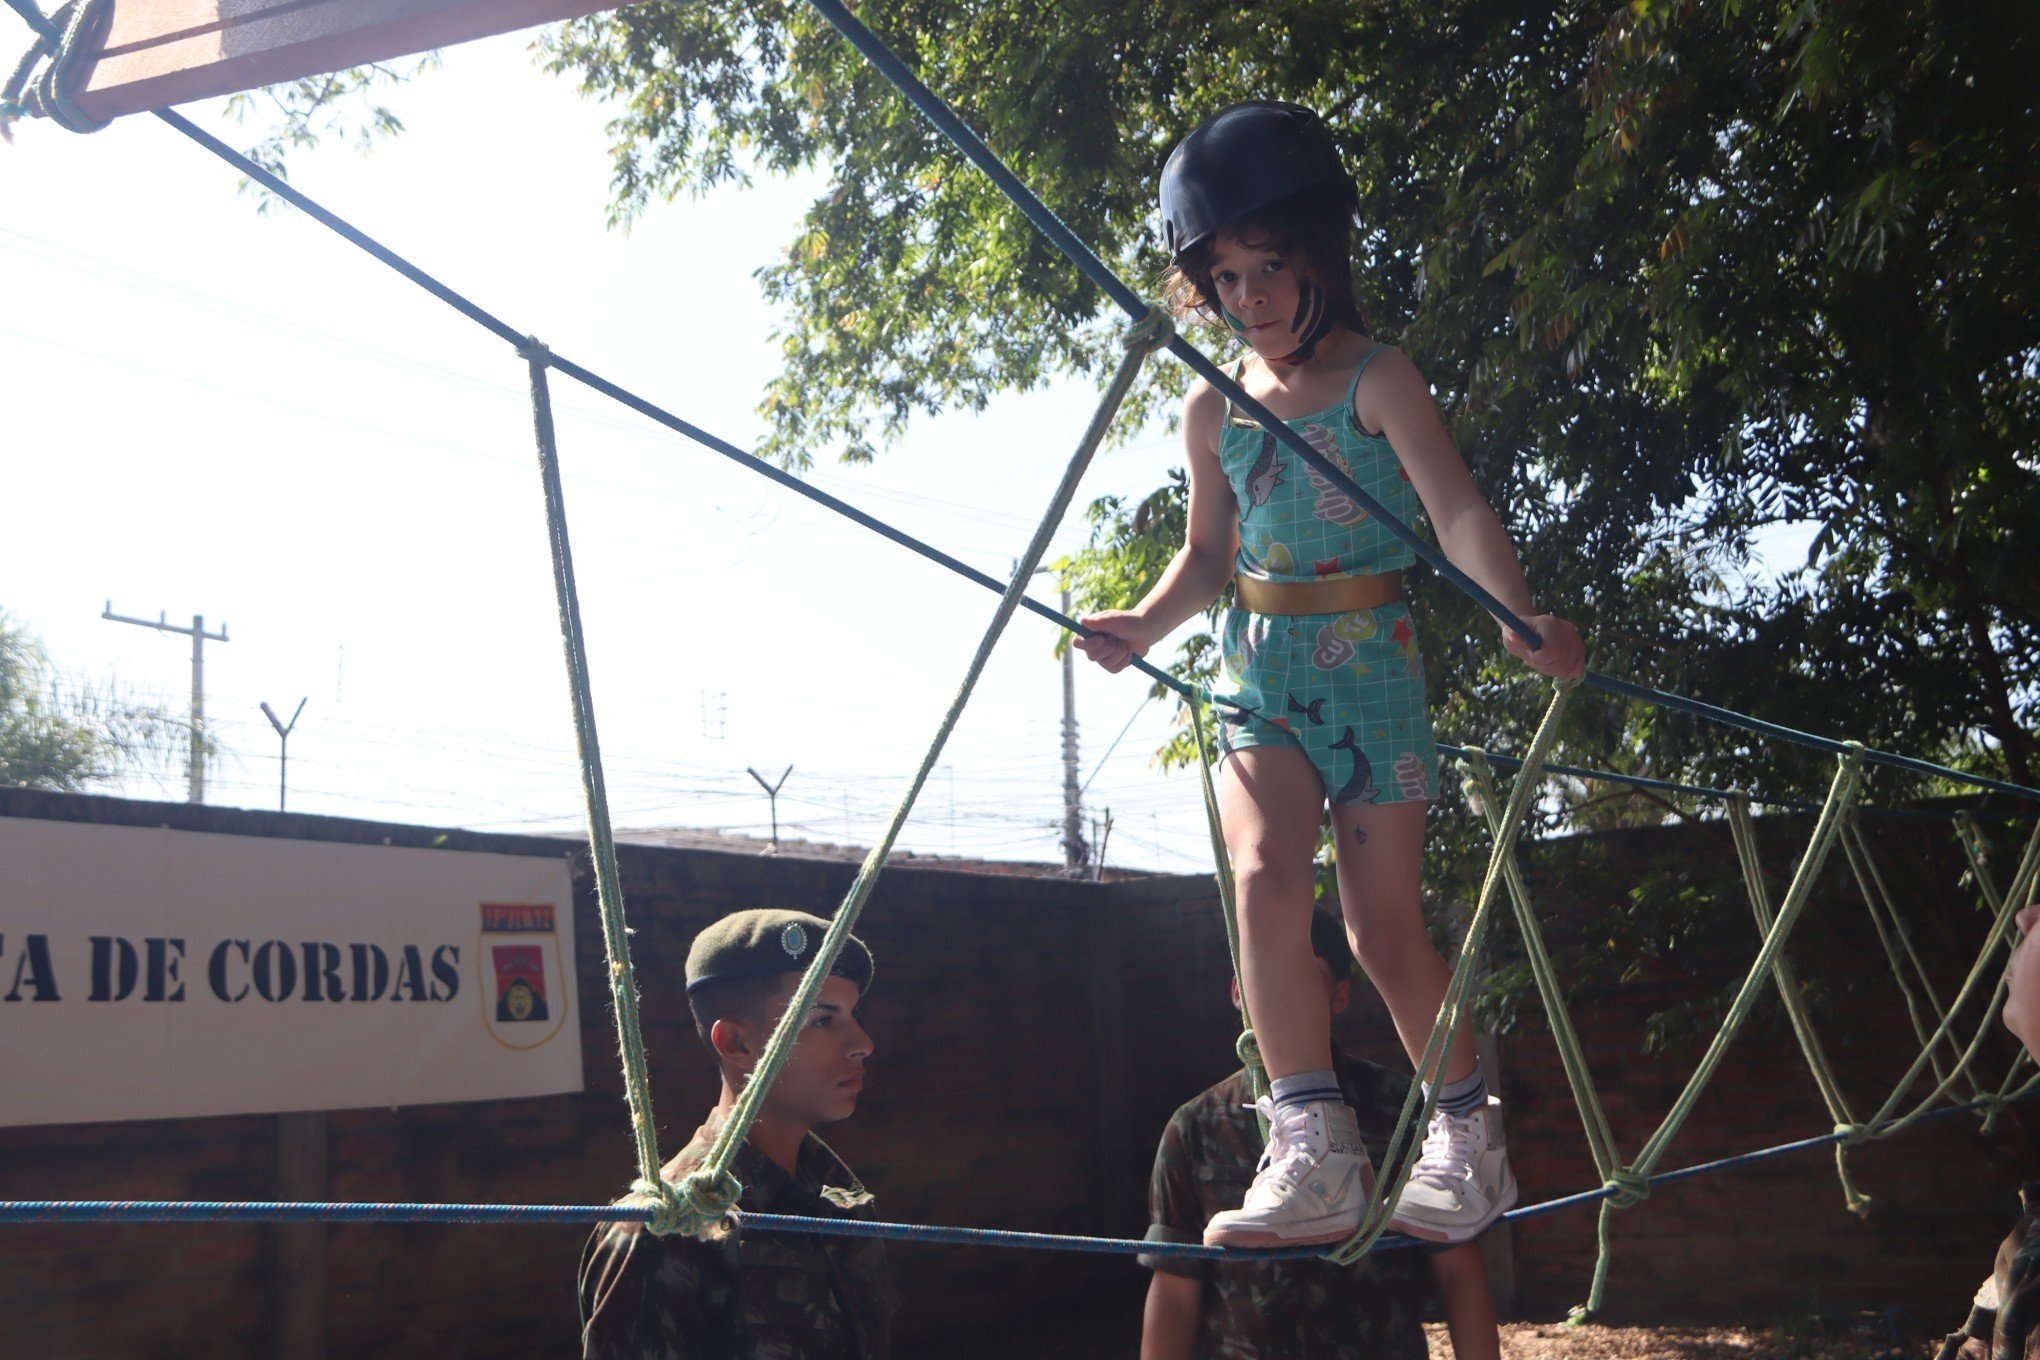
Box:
[1503,613,1587,682]
[1074,610,1160,674]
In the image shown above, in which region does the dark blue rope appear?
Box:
[1579,672,2040,802]
[795,0,2040,808]
[1439,744,2026,822]
[5,1087,2023,1245]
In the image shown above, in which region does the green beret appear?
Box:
[684,909,874,996]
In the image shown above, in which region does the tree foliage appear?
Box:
[543,0,2037,811]
[224,57,440,212]
[0,613,192,794]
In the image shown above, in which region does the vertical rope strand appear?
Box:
[1840,817,1976,1097]
[1724,797,1869,1214]
[521,342,684,1229]
[1463,749,1622,1181]
[1189,697,1268,1120]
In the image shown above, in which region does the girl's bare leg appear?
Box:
[1326,799,1476,1085]
[1219,744,1333,1080]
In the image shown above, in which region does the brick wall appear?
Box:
[0,787,2031,1355]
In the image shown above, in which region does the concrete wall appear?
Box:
[0,787,2029,1355]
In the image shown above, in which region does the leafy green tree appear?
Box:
[0,612,192,793]
[541,0,2036,808]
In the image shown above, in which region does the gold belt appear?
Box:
[1233,572,1403,616]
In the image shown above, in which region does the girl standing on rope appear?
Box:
[1077,100,1585,1248]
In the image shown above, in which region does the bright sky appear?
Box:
[1,24,1221,872]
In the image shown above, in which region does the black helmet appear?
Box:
[1158,101,1356,258]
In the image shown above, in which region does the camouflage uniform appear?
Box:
[1140,1052,1430,1360]
[1940,1181,2040,1360]
[579,1115,896,1360]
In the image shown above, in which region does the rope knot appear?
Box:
[1235,1029,1263,1072]
[5,0,114,135]
[1235,1028,1271,1101]
[1122,304,1175,355]
[517,334,553,365]
[1980,1097,2007,1136]
[1834,1121,1868,1148]
[1604,1167,1651,1209]
[631,1168,740,1239]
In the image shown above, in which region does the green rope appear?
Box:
[1459,744,1662,1324]
[1861,818,2040,1137]
[0,0,109,138]
[1841,815,1978,1100]
[1562,748,1866,1317]
[673,306,1177,1228]
[1462,750,1622,1183]
[520,339,692,1235]
[1629,749,1863,1175]
[1987,1063,2040,1134]
[1188,697,1268,1128]
[1724,796,1871,1216]
[1324,678,1576,1266]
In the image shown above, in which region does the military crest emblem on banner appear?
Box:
[477,903,569,1050]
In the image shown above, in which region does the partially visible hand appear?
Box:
[1073,610,1156,674]
[1502,613,1587,682]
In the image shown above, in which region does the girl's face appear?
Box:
[1207,230,1325,359]
[2005,902,2040,1054]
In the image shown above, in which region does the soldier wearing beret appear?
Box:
[579,908,894,1360]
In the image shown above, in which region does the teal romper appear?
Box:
[1215,345,1439,805]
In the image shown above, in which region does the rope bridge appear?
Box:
[7,0,2040,1319]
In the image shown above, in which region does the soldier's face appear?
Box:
[759,974,874,1128]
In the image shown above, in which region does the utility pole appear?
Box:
[747,765,793,852]
[1058,583,1090,877]
[102,602,228,804]
[260,698,308,812]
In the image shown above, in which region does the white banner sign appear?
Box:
[0,818,583,1126]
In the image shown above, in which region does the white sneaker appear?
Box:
[1203,1098,1377,1248]
[1389,1095,1519,1243]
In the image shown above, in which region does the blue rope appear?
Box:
[4,1086,2023,1246]
[1440,744,2028,822]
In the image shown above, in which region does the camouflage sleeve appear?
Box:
[1138,1108,1213,1282]
[579,1222,709,1359]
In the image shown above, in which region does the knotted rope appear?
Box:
[1,0,109,138]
